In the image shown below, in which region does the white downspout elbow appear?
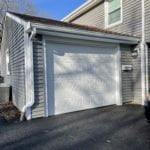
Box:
[22,23,36,120]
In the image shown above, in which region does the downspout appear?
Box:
[141,0,148,105]
[21,22,36,121]
[29,27,37,40]
[145,44,149,96]
[143,0,149,97]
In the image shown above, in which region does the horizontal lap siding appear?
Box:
[120,45,133,102]
[120,44,142,104]
[72,0,142,37]
[32,41,45,118]
[72,2,104,28]
[0,17,25,110]
[145,0,150,42]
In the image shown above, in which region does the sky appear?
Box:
[32,0,87,20]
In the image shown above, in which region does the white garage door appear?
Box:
[46,43,120,116]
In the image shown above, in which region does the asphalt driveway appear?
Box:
[0,104,150,150]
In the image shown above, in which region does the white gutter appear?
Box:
[62,0,102,22]
[32,23,139,44]
[141,0,147,105]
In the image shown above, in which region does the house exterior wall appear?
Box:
[70,1,143,104]
[71,0,142,38]
[31,39,142,119]
[120,44,142,104]
[72,2,104,29]
[72,1,105,29]
[0,17,26,110]
[120,44,133,103]
[31,36,45,118]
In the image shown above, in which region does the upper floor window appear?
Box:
[105,0,122,28]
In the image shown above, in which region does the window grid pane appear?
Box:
[108,8,121,25]
[108,0,121,12]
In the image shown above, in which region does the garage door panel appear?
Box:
[46,43,118,116]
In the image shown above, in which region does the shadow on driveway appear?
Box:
[0,104,150,150]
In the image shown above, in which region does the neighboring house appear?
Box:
[0,10,142,120]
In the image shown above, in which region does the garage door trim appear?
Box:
[43,38,122,117]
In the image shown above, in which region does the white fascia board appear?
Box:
[6,12,28,27]
[32,23,140,44]
[62,0,102,22]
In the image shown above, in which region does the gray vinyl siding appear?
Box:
[145,0,150,42]
[120,44,133,102]
[120,44,142,104]
[0,17,25,110]
[32,39,45,118]
[72,0,142,37]
[72,1,105,28]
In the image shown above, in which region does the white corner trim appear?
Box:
[43,38,49,117]
[145,44,149,95]
[116,44,122,105]
[105,0,123,29]
[6,12,27,26]
[141,0,146,105]
[141,42,146,105]
[23,32,35,120]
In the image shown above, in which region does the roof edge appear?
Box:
[6,12,28,26]
[62,0,103,22]
[32,23,140,44]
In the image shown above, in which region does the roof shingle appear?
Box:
[9,12,137,38]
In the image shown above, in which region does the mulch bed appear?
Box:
[0,102,21,123]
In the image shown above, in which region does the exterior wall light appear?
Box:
[132,48,139,58]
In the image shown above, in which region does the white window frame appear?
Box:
[6,48,10,75]
[105,0,123,28]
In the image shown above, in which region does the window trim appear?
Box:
[105,0,123,28]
